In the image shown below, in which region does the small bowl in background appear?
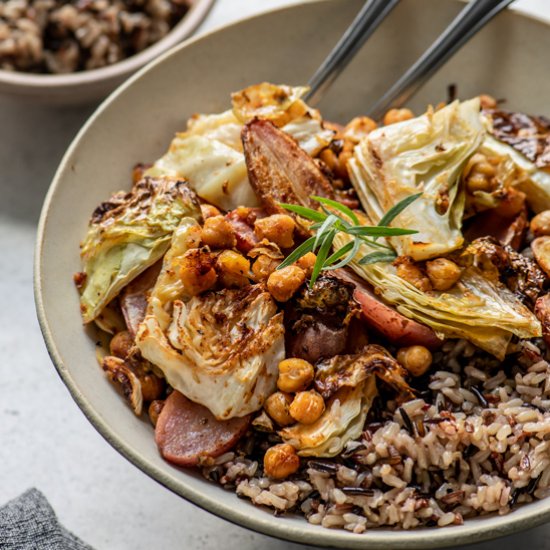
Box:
[0,0,214,105]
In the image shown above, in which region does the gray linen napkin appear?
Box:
[0,489,93,550]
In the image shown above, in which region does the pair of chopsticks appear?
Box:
[305,0,515,118]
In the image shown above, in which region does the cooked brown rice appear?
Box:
[203,339,550,531]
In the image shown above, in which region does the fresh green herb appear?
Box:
[377,192,423,229]
[359,251,400,265]
[277,194,421,286]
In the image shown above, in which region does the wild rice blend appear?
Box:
[0,0,191,74]
[203,339,550,531]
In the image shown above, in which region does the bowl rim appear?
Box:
[0,0,214,88]
[34,1,550,547]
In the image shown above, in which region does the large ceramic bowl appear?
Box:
[0,0,213,105]
[35,0,550,547]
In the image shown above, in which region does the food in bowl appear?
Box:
[74,83,550,532]
[0,0,191,74]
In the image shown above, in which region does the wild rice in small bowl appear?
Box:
[72,82,550,534]
[0,0,213,103]
[0,0,191,74]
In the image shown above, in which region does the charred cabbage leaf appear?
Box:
[480,135,550,214]
[146,134,256,211]
[136,221,284,419]
[280,376,376,457]
[333,233,542,359]
[314,345,414,400]
[462,237,545,307]
[79,177,201,323]
[487,109,550,168]
[231,82,310,126]
[146,83,333,211]
[349,99,484,261]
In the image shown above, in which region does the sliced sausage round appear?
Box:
[155,390,250,467]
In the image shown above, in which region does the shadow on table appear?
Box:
[0,97,95,226]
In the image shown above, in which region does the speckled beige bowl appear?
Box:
[0,0,213,105]
[35,0,550,547]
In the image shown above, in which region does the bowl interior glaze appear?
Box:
[35,1,550,547]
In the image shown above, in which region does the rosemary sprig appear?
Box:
[277,193,421,286]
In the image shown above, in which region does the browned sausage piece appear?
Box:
[120,262,162,337]
[225,210,260,254]
[332,269,442,349]
[155,391,251,467]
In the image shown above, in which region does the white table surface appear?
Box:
[2,1,550,549]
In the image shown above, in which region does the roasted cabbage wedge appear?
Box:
[146,83,333,211]
[480,136,550,214]
[281,375,376,457]
[136,219,285,419]
[78,177,201,323]
[333,233,542,359]
[349,99,484,261]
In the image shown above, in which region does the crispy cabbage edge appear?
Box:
[281,376,377,457]
[79,178,201,324]
[136,218,285,419]
[334,233,541,358]
[349,99,484,261]
[145,83,333,211]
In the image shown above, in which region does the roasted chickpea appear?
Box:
[277,358,314,393]
[494,188,526,218]
[216,250,250,288]
[295,252,316,276]
[466,172,492,193]
[267,265,306,302]
[319,148,339,173]
[383,108,414,126]
[425,258,462,291]
[463,153,498,193]
[394,256,432,292]
[344,116,378,142]
[252,254,281,281]
[479,94,498,109]
[337,139,354,179]
[254,214,296,249]
[109,330,133,359]
[200,203,222,220]
[263,443,300,479]
[201,215,236,249]
[264,392,294,426]
[140,372,165,402]
[397,345,433,377]
[177,248,217,296]
[289,391,325,425]
[148,400,164,427]
[531,210,550,237]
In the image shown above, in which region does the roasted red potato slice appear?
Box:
[242,119,335,228]
[332,269,442,349]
